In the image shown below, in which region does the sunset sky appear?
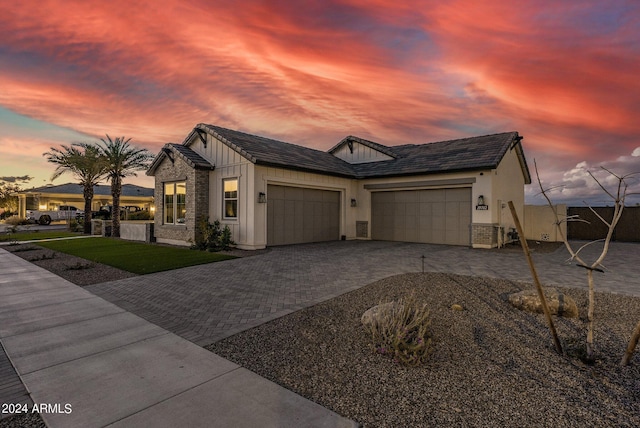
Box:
[1,0,639,205]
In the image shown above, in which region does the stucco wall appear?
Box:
[524,205,566,242]
[120,221,154,243]
[468,145,528,248]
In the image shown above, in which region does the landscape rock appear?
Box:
[361,302,403,327]
[451,304,464,311]
[508,288,579,318]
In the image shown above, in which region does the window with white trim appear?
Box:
[223,178,238,219]
[164,181,186,224]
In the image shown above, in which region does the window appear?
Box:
[164,181,186,224]
[223,178,238,219]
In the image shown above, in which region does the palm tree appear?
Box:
[44,143,108,234]
[97,135,153,237]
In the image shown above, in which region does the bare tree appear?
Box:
[535,161,636,362]
[621,320,640,366]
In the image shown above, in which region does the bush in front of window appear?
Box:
[128,210,153,220]
[191,217,235,252]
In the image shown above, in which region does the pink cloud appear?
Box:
[0,0,638,200]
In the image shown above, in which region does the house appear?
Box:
[14,183,155,218]
[147,124,531,249]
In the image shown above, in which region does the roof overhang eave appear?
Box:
[354,165,498,180]
[254,160,355,179]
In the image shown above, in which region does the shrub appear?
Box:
[5,216,29,226]
[192,217,235,252]
[364,293,433,366]
[0,211,16,220]
[68,218,82,232]
[128,210,153,220]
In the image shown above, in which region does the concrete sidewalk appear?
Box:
[0,249,358,428]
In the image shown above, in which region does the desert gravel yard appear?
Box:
[208,273,640,428]
[4,240,640,427]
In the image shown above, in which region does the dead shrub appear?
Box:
[364,293,433,366]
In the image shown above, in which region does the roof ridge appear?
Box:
[420,131,517,146]
[198,123,333,160]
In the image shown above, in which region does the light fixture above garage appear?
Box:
[476,195,488,210]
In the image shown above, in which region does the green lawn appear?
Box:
[36,237,237,274]
[0,231,82,242]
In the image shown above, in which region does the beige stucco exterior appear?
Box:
[151,130,530,250]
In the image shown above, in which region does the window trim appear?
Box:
[164,181,186,225]
[223,177,239,220]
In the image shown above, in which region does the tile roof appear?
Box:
[192,124,528,181]
[19,183,154,197]
[198,125,355,177]
[167,143,215,170]
[148,123,530,182]
[350,132,520,178]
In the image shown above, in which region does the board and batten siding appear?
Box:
[188,132,255,248]
[331,141,393,164]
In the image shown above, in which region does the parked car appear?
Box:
[26,205,84,225]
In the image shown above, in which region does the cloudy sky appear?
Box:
[1,0,639,205]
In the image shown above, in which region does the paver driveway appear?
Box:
[86,240,640,346]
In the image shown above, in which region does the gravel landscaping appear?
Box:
[208,272,640,427]
[5,243,136,285]
[3,240,638,427]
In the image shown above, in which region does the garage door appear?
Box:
[371,188,471,246]
[267,185,340,246]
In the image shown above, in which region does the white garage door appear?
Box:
[267,185,340,246]
[371,188,471,246]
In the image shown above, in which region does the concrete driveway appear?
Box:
[86,240,640,346]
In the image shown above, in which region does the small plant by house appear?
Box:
[192,218,235,252]
[362,293,433,366]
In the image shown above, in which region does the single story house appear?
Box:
[14,183,155,218]
[147,124,531,250]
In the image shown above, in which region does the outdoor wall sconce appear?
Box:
[258,192,267,203]
[351,198,357,207]
[476,195,488,210]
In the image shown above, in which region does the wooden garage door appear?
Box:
[371,188,471,246]
[267,185,340,246]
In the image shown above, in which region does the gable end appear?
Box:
[329,136,397,164]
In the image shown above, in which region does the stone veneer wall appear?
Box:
[471,223,498,247]
[152,155,209,245]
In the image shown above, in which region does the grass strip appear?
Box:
[0,231,82,242]
[37,237,236,274]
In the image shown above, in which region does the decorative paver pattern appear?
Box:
[86,240,640,347]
